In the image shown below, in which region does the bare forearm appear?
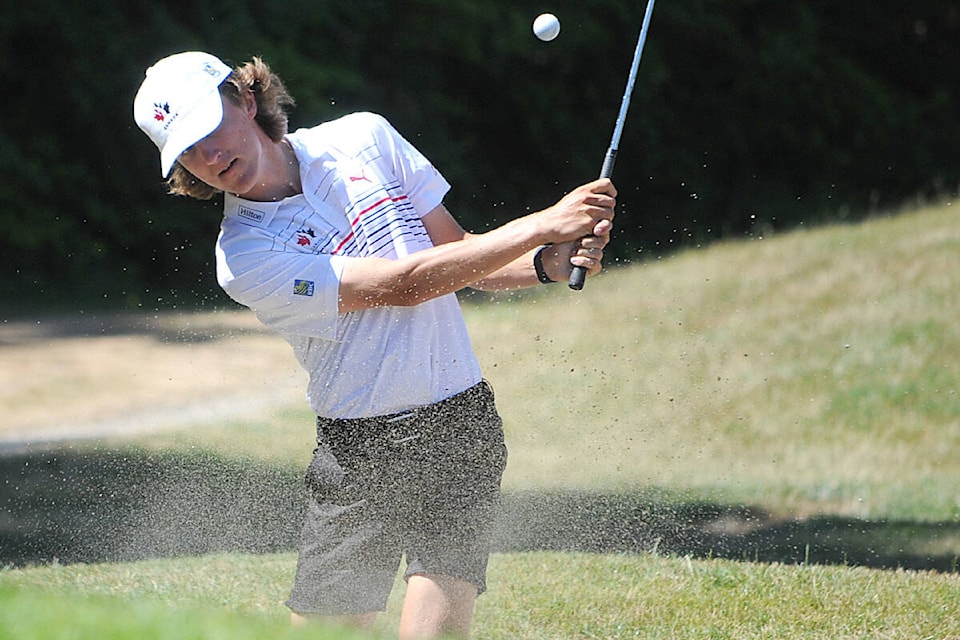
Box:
[468,244,541,291]
[339,216,545,310]
[391,217,545,300]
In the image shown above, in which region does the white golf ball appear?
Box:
[533,13,561,42]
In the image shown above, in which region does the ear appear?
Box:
[241,88,258,119]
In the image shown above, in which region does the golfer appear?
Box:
[134,51,615,639]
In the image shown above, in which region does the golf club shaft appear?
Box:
[569,0,655,290]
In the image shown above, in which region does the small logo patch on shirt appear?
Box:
[237,205,266,223]
[296,227,316,246]
[293,279,315,297]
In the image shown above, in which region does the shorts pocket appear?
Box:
[304,444,346,502]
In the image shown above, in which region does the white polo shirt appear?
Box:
[215,112,482,418]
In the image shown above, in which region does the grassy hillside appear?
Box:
[466,202,960,522]
[120,200,960,522]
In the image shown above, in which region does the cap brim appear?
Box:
[159,89,225,178]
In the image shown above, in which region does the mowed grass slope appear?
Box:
[467,202,960,522]
[3,202,960,638]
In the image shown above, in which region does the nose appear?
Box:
[191,136,222,166]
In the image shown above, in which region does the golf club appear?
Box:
[569,0,656,290]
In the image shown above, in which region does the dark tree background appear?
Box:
[2,0,957,314]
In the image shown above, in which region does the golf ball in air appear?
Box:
[533,13,561,41]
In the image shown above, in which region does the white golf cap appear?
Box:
[134,51,233,177]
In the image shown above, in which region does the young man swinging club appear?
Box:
[134,51,616,639]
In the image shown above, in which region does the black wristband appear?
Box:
[533,244,555,284]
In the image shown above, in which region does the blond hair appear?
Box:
[166,57,296,200]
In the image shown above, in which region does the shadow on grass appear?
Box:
[497,491,960,573]
[0,310,270,347]
[0,447,303,566]
[2,448,957,572]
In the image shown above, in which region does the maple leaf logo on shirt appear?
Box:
[296,227,316,246]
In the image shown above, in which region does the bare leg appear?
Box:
[398,573,478,640]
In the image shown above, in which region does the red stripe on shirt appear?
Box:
[332,195,410,255]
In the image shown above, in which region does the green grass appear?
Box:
[480,552,960,639]
[2,551,958,639]
[4,202,960,638]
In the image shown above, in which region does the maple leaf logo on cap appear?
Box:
[153,102,171,122]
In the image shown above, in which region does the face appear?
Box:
[177,90,265,197]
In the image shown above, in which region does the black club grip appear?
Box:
[568,148,617,290]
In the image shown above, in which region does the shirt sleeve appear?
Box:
[216,237,343,340]
[366,113,451,218]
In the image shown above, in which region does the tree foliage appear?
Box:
[2,0,957,312]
